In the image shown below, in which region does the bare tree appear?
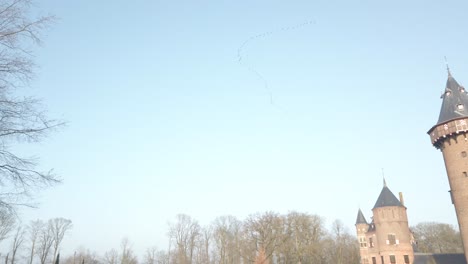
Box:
[0,209,15,243]
[120,238,138,264]
[144,247,157,264]
[155,250,169,264]
[0,0,63,212]
[322,220,359,264]
[254,247,268,264]
[61,247,101,264]
[9,225,25,264]
[279,211,326,264]
[26,219,42,264]
[212,215,242,264]
[37,221,53,264]
[168,214,201,264]
[102,249,118,264]
[412,222,463,253]
[49,218,72,263]
[241,212,285,263]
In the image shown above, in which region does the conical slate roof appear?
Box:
[373,184,403,209]
[355,209,368,225]
[436,72,468,125]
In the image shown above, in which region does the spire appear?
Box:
[356,209,368,225]
[445,56,452,77]
[373,184,404,209]
[382,168,387,187]
[436,69,468,125]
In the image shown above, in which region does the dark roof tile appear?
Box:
[373,185,403,209]
[414,253,467,264]
[437,73,468,125]
[355,209,368,225]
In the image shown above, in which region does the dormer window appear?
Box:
[457,104,464,111]
[460,87,465,93]
[446,90,452,96]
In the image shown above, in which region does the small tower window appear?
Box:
[463,171,467,177]
[462,151,467,158]
[369,237,374,248]
[372,257,377,264]
[390,255,396,264]
[457,104,465,111]
[388,234,396,245]
[404,255,410,264]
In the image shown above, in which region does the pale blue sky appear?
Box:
[14,0,468,258]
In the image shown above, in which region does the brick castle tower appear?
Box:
[355,181,414,264]
[428,69,468,262]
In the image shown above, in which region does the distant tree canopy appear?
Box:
[412,222,463,254]
[164,211,359,264]
[0,0,62,212]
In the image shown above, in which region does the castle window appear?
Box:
[381,256,385,264]
[369,237,374,248]
[362,258,369,264]
[388,234,396,245]
[389,255,396,264]
[372,257,376,264]
[404,255,410,264]
[359,237,367,247]
[462,151,467,158]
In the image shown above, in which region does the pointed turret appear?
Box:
[436,72,468,125]
[373,184,403,209]
[356,209,368,225]
[428,70,468,147]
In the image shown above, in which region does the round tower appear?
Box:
[428,70,468,262]
[371,182,414,264]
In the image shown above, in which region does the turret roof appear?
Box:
[355,209,367,225]
[373,184,403,209]
[436,71,468,125]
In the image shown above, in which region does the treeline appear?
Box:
[0,212,462,264]
[0,216,72,264]
[61,211,361,264]
[159,212,359,264]
[412,222,463,254]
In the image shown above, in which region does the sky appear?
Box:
[11,0,468,258]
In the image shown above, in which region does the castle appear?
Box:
[355,68,468,264]
[355,182,413,264]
